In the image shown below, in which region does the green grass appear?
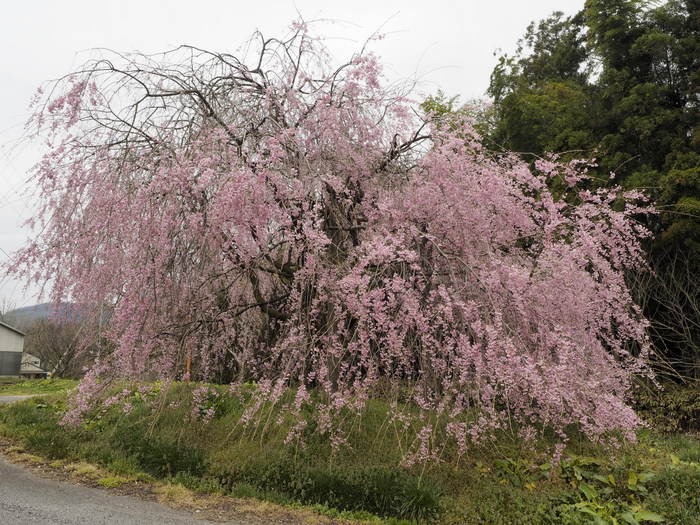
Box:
[0,378,77,396]
[97,476,130,488]
[0,382,697,524]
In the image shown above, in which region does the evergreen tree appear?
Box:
[488,0,699,378]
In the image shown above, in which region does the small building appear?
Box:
[21,353,49,379]
[0,320,25,376]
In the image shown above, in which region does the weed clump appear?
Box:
[217,460,441,521]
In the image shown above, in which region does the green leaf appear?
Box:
[620,511,640,525]
[579,481,598,501]
[573,503,608,524]
[590,473,614,485]
[638,472,655,483]
[633,510,665,523]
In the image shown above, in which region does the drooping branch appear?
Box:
[11,23,655,456]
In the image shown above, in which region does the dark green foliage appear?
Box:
[170,472,224,493]
[0,396,77,459]
[537,455,669,524]
[111,432,208,478]
[486,0,700,378]
[218,460,441,521]
[489,11,590,104]
[489,0,698,196]
[492,80,595,155]
[634,381,700,433]
[488,10,593,157]
[645,466,700,524]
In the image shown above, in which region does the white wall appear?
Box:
[0,324,24,354]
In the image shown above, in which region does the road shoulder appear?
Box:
[0,438,353,525]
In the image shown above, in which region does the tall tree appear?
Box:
[488,11,594,157]
[8,26,653,454]
[488,0,700,378]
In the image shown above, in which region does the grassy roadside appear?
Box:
[0,440,366,525]
[0,378,78,396]
[0,380,698,524]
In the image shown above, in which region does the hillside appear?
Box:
[5,303,80,329]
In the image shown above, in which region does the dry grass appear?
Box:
[15,452,44,464]
[97,475,130,488]
[154,482,200,507]
[65,461,101,478]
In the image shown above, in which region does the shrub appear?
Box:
[634,381,700,433]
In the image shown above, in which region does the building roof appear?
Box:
[0,320,26,337]
[21,353,47,375]
[20,362,48,374]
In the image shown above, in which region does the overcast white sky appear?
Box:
[0,0,584,307]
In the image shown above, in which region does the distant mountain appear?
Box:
[4,303,51,326]
[5,302,82,328]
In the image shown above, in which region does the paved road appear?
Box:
[0,456,229,524]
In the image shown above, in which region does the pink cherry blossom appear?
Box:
[8,24,654,460]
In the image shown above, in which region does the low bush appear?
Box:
[634,381,700,433]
